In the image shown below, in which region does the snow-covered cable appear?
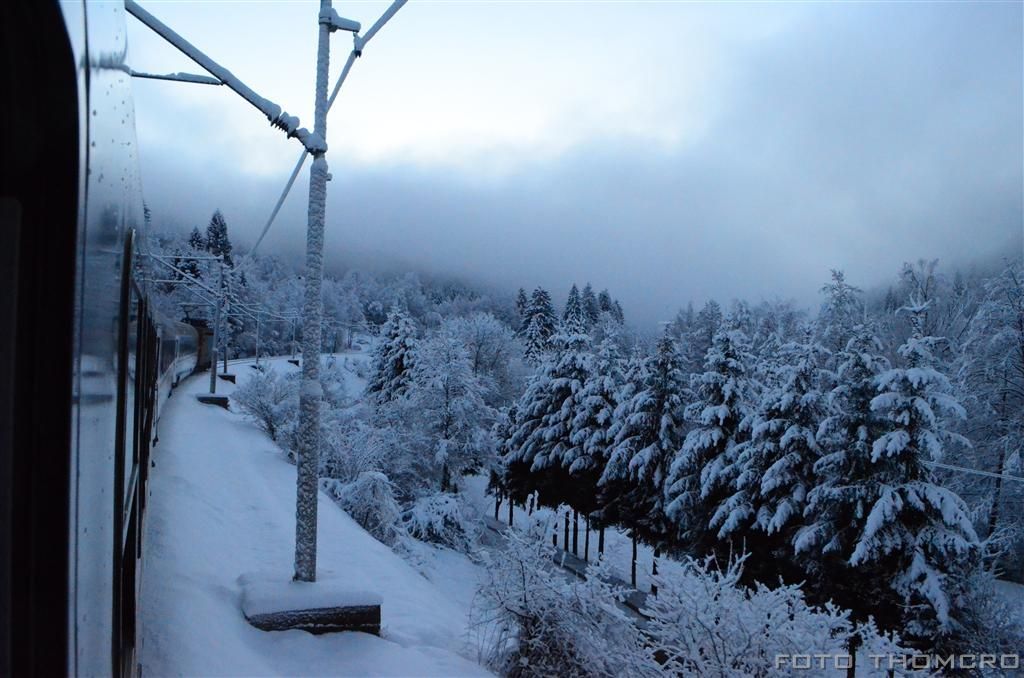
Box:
[250,152,308,254]
[148,253,223,299]
[355,0,408,54]
[923,460,1024,484]
[129,69,222,85]
[124,0,325,153]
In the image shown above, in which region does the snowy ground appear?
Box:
[996,579,1024,620]
[140,354,490,677]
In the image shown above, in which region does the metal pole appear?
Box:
[222,265,230,374]
[209,299,220,394]
[255,312,261,366]
[294,0,332,583]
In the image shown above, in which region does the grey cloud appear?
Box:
[139,1,1022,328]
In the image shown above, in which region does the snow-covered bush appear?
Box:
[322,472,402,546]
[523,507,557,541]
[320,417,382,482]
[475,536,914,678]
[319,356,349,408]
[948,564,1024,659]
[642,555,909,676]
[403,492,481,552]
[231,366,298,441]
[472,531,654,678]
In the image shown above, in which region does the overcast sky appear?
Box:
[127,0,1023,327]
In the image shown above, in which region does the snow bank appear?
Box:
[140,357,490,676]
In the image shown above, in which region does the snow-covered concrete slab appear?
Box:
[239,572,382,635]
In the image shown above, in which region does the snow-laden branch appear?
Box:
[124,0,325,153]
[249,0,408,254]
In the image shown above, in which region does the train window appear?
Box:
[123,286,138,507]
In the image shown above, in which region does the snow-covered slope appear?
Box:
[140,356,489,677]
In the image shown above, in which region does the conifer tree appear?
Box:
[523,287,557,365]
[569,330,625,517]
[600,333,686,547]
[818,270,864,358]
[503,301,591,510]
[187,225,206,251]
[515,287,529,334]
[682,300,723,373]
[957,262,1023,538]
[713,337,828,583]
[178,227,206,281]
[611,300,625,324]
[581,283,600,328]
[795,324,892,616]
[853,301,978,641]
[597,289,613,314]
[205,209,234,267]
[563,284,583,324]
[665,329,755,557]
[366,309,418,405]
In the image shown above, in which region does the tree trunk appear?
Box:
[988,390,1009,537]
[651,547,660,596]
[584,515,590,562]
[598,526,605,556]
[988,445,1006,537]
[846,633,861,678]
[508,499,513,527]
[572,510,579,556]
[494,493,501,522]
[630,534,638,587]
[563,510,570,552]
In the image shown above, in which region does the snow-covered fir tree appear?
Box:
[568,329,625,518]
[514,287,529,334]
[523,286,557,365]
[366,309,418,406]
[855,299,979,643]
[818,269,864,357]
[712,336,829,583]
[681,300,723,373]
[665,328,755,557]
[795,324,894,618]
[581,283,600,328]
[502,299,591,510]
[611,300,625,324]
[187,225,205,251]
[205,209,234,268]
[562,284,583,325]
[599,332,686,546]
[956,262,1024,540]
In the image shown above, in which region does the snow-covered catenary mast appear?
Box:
[124,0,409,584]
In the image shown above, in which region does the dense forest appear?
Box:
[148,211,1023,672]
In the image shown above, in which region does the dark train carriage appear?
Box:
[1,2,197,675]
